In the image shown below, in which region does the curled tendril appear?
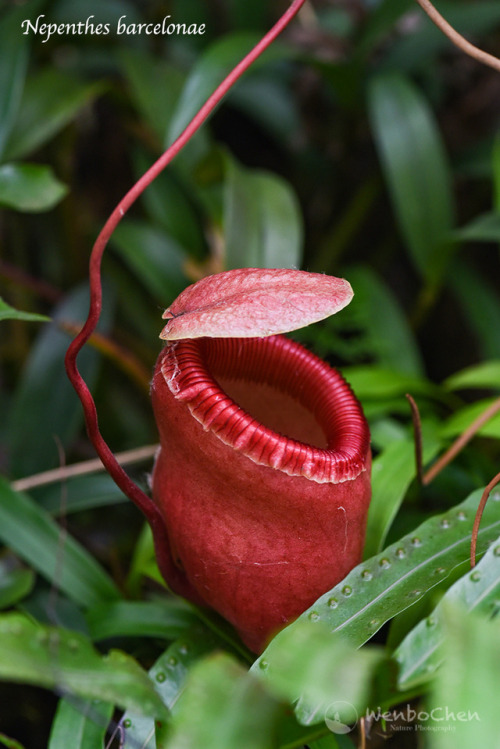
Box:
[64,0,307,587]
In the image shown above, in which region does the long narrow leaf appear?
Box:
[48,697,114,749]
[395,536,500,689]
[255,488,500,704]
[0,5,29,159]
[0,478,120,609]
[368,73,454,283]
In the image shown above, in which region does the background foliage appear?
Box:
[1,0,500,747]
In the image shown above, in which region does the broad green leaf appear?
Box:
[255,488,500,677]
[223,154,303,269]
[134,149,206,256]
[428,605,500,749]
[451,259,500,359]
[364,423,441,559]
[0,5,29,159]
[110,220,187,307]
[395,537,500,690]
[0,478,120,609]
[87,600,198,642]
[0,563,34,609]
[165,653,280,749]
[48,697,113,749]
[454,211,500,243]
[230,73,301,145]
[3,70,104,162]
[256,621,385,727]
[33,474,127,516]
[121,626,218,749]
[368,73,454,283]
[341,366,438,401]
[167,33,289,145]
[120,50,185,145]
[0,163,67,212]
[0,296,49,323]
[7,284,112,477]
[0,613,169,721]
[444,361,500,392]
[440,398,500,440]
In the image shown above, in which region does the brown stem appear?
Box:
[12,444,159,492]
[423,396,500,485]
[406,394,423,484]
[471,471,500,568]
[415,0,500,73]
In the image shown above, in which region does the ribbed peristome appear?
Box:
[160,334,370,484]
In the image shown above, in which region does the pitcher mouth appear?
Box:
[160,334,370,484]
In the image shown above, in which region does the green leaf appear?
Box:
[395,537,500,690]
[120,50,185,146]
[87,600,198,642]
[256,621,385,727]
[34,474,127,516]
[0,563,34,610]
[451,259,500,359]
[120,626,218,748]
[0,732,26,749]
[454,211,500,243]
[255,488,500,676]
[223,153,303,269]
[364,423,441,559]
[0,478,120,609]
[133,149,206,256]
[110,220,187,307]
[440,398,500,440]
[3,70,104,162]
[167,32,288,145]
[428,605,500,748]
[0,613,169,721]
[341,266,424,376]
[368,73,454,283]
[166,653,281,749]
[444,361,500,392]
[0,163,67,212]
[0,296,49,323]
[7,285,112,477]
[48,697,113,749]
[341,366,438,401]
[0,5,29,159]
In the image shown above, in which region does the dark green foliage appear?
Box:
[1,1,500,747]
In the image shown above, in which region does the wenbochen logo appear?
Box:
[324,701,358,734]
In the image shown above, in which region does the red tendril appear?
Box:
[64,1,307,587]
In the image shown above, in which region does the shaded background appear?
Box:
[1,0,500,746]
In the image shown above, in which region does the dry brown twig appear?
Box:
[12,444,159,492]
[415,0,500,73]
